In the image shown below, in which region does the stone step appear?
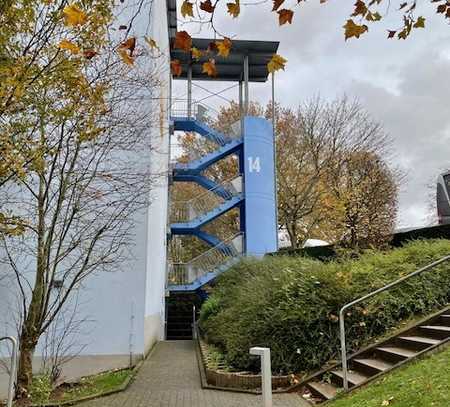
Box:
[376,346,417,359]
[307,381,338,400]
[398,335,441,346]
[420,325,450,332]
[353,358,393,373]
[331,369,369,386]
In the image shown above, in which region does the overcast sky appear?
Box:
[173,1,450,229]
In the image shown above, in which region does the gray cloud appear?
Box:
[176,2,450,228]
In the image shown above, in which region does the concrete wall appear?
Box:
[144,0,171,352]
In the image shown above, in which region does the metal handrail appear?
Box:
[170,176,242,223]
[0,336,18,407]
[192,305,197,339]
[339,255,450,391]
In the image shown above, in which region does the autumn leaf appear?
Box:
[118,48,134,65]
[145,36,159,50]
[278,9,294,25]
[387,30,396,38]
[207,41,218,53]
[58,39,80,55]
[181,0,194,18]
[272,0,285,11]
[83,50,97,59]
[343,19,368,40]
[119,37,136,56]
[413,16,425,28]
[171,59,183,76]
[267,54,287,73]
[200,0,215,13]
[202,59,217,76]
[191,47,203,60]
[174,31,192,52]
[63,4,87,26]
[227,0,240,18]
[366,11,382,21]
[216,38,232,57]
[352,0,368,17]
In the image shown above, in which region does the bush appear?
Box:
[199,239,450,374]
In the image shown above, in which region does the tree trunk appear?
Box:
[16,329,38,400]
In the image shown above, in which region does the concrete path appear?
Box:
[79,340,309,407]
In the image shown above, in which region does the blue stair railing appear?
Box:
[169,101,245,290]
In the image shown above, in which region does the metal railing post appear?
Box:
[192,305,197,339]
[250,347,272,407]
[339,254,450,392]
[1,336,18,407]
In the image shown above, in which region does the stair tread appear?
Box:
[421,325,450,332]
[332,369,369,385]
[307,381,338,400]
[353,358,393,372]
[376,346,417,358]
[398,335,441,345]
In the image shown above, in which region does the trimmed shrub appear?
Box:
[199,239,450,374]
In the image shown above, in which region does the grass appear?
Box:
[21,368,134,406]
[330,345,450,407]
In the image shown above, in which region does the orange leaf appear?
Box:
[181,0,194,17]
[83,50,98,59]
[118,49,134,65]
[63,4,87,26]
[200,0,215,13]
[278,9,294,25]
[119,37,136,56]
[267,54,287,73]
[227,0,240,18]
[202,59,217,77]
[272,0,285,11]
[216,38,232,57]
[58,39,80,54]
[171,59,183,76]
[174,31,192,52]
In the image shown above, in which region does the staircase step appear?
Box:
[376,346,417,359]
[331,370,369,386]
[307,381,338,400]
[353,358,393,373]
[420,325,450,333]
[398,336,441,346]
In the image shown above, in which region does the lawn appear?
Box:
[330,345,450,407]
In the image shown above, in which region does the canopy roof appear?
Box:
[170,37,280,83]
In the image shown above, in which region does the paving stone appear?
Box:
[79,340,308,407]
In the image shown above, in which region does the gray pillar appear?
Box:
[243,55,249,115]
[239,80,244,136]
[187,65,192,118]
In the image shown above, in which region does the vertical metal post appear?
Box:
[339,310,349,390]
[1,337,17,407]
[192,305,197,339]
[243,55,249,115]
[239,80,244,136]
[271,72,279,251]
[187,64,192,118]
[250,347,272,407]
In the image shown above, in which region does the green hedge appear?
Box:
[199,239,450,374]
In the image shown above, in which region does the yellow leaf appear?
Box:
[118,49,134,66]
[63,4,87,27]
[191,47,203,60]
[343,19,368,40]
[181,0,194,18]
[267,54,287,73]
[145,36,159,50]
[202,59,217,77]
[413,16,425,28]
[227,0,240,18]
[58,39,80,55]
[216,38,232,57]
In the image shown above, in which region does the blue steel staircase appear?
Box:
[168,115,245,291]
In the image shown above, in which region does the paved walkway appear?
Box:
[79,341,308,407]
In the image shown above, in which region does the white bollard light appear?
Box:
[250,347,272,407]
